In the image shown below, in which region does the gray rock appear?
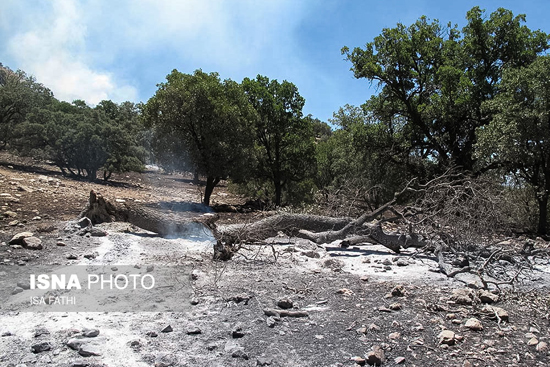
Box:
[66,254,78,260]
[67,338,88,350]
[23,237,43,250]
[231,348,249,359]
[390,285,405,297]
[450,288,476,305]
[366,345,385,365]
[88,228,107,237]
[78,344,101,357]
[438,330,456,345]
[232,324,246,338]
[12,287,24,295]
[161,325,173,333]
[34,327,50,337]
[146,331,158,337]
[154,353,178,367]
[77,217,92,228]
[82,328,99,337]
[478,289,499,304]
[277,298,293,309]
[465,318,483,331]
[266,317,277,328]
[31,341,51,353]
[186,326,201,335]
[8,232,33,246]
[17,281,31,290]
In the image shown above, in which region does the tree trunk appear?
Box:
[537,193,548,235]
[79,190,217,237]
[274,180,282,207]
[203,176,221,206]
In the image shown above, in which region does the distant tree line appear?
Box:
[2,6,550,234]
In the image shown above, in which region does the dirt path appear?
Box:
[0,157,549,366]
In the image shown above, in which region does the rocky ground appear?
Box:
[0,153,549,367]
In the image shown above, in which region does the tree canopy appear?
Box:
[342,7,549,173]
[143,69,256,206]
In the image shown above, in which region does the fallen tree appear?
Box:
[78,170,536,289]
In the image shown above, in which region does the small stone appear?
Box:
[70,360,90,367]
[78,344,101,357]
[396,260,408,266]
[482,305,509,322]
[82,328,99,337]
[465,318,483,331]
[360,275,369,282]
[31,341,52,353]
[8,220,19,226]
[77,217,92,228]
[161,325,173,333]
[351,356,366,365]
[231,348,249,359]
[146,265,154,272]
[366,345,385,366]
[389,302,402,311]
[478,289,499,304]
[56,242,66,247]
[390,285,405,297]
[451,288,476,305]
[3,210,17,218]
[336,288,354,296]
[186,326,201,335]
[277,298,293,309]
[394,356,406,364]
[266,317,277,328]
[527,337,539,346]
[190,298,199,305]
[154,353,178,367]
[12,287,24,295]
[23,237,43,250]
[439,330,456,345]
[32,216,42,221]
[389,332,401,340]
[34,327,50,337]
[67,338,87,350]
[146,331,158,337]
[536,341,548,353]
[8,231,33,246]
[1,331,13,337]
[66,254,78,260]
[232,325,246,338]
[369,323,381,332]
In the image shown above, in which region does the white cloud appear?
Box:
[6,0,138,105]
[3,0,309,104]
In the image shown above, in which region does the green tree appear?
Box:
[477,56,550,234]
[143,69,256,206]
[342,7,548,174]
[0,64,53,146]
[242,75,316,206]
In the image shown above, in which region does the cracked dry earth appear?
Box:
[0,155,550,367]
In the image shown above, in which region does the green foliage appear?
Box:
[477,56,550,234]
[143,69,256,205]
[0,64,53,146]
[317,105,409,213]
[13,99,146,181]
[242,75,316,206]
[342,7,549,173]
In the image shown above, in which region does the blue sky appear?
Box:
[1,0,549,123]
